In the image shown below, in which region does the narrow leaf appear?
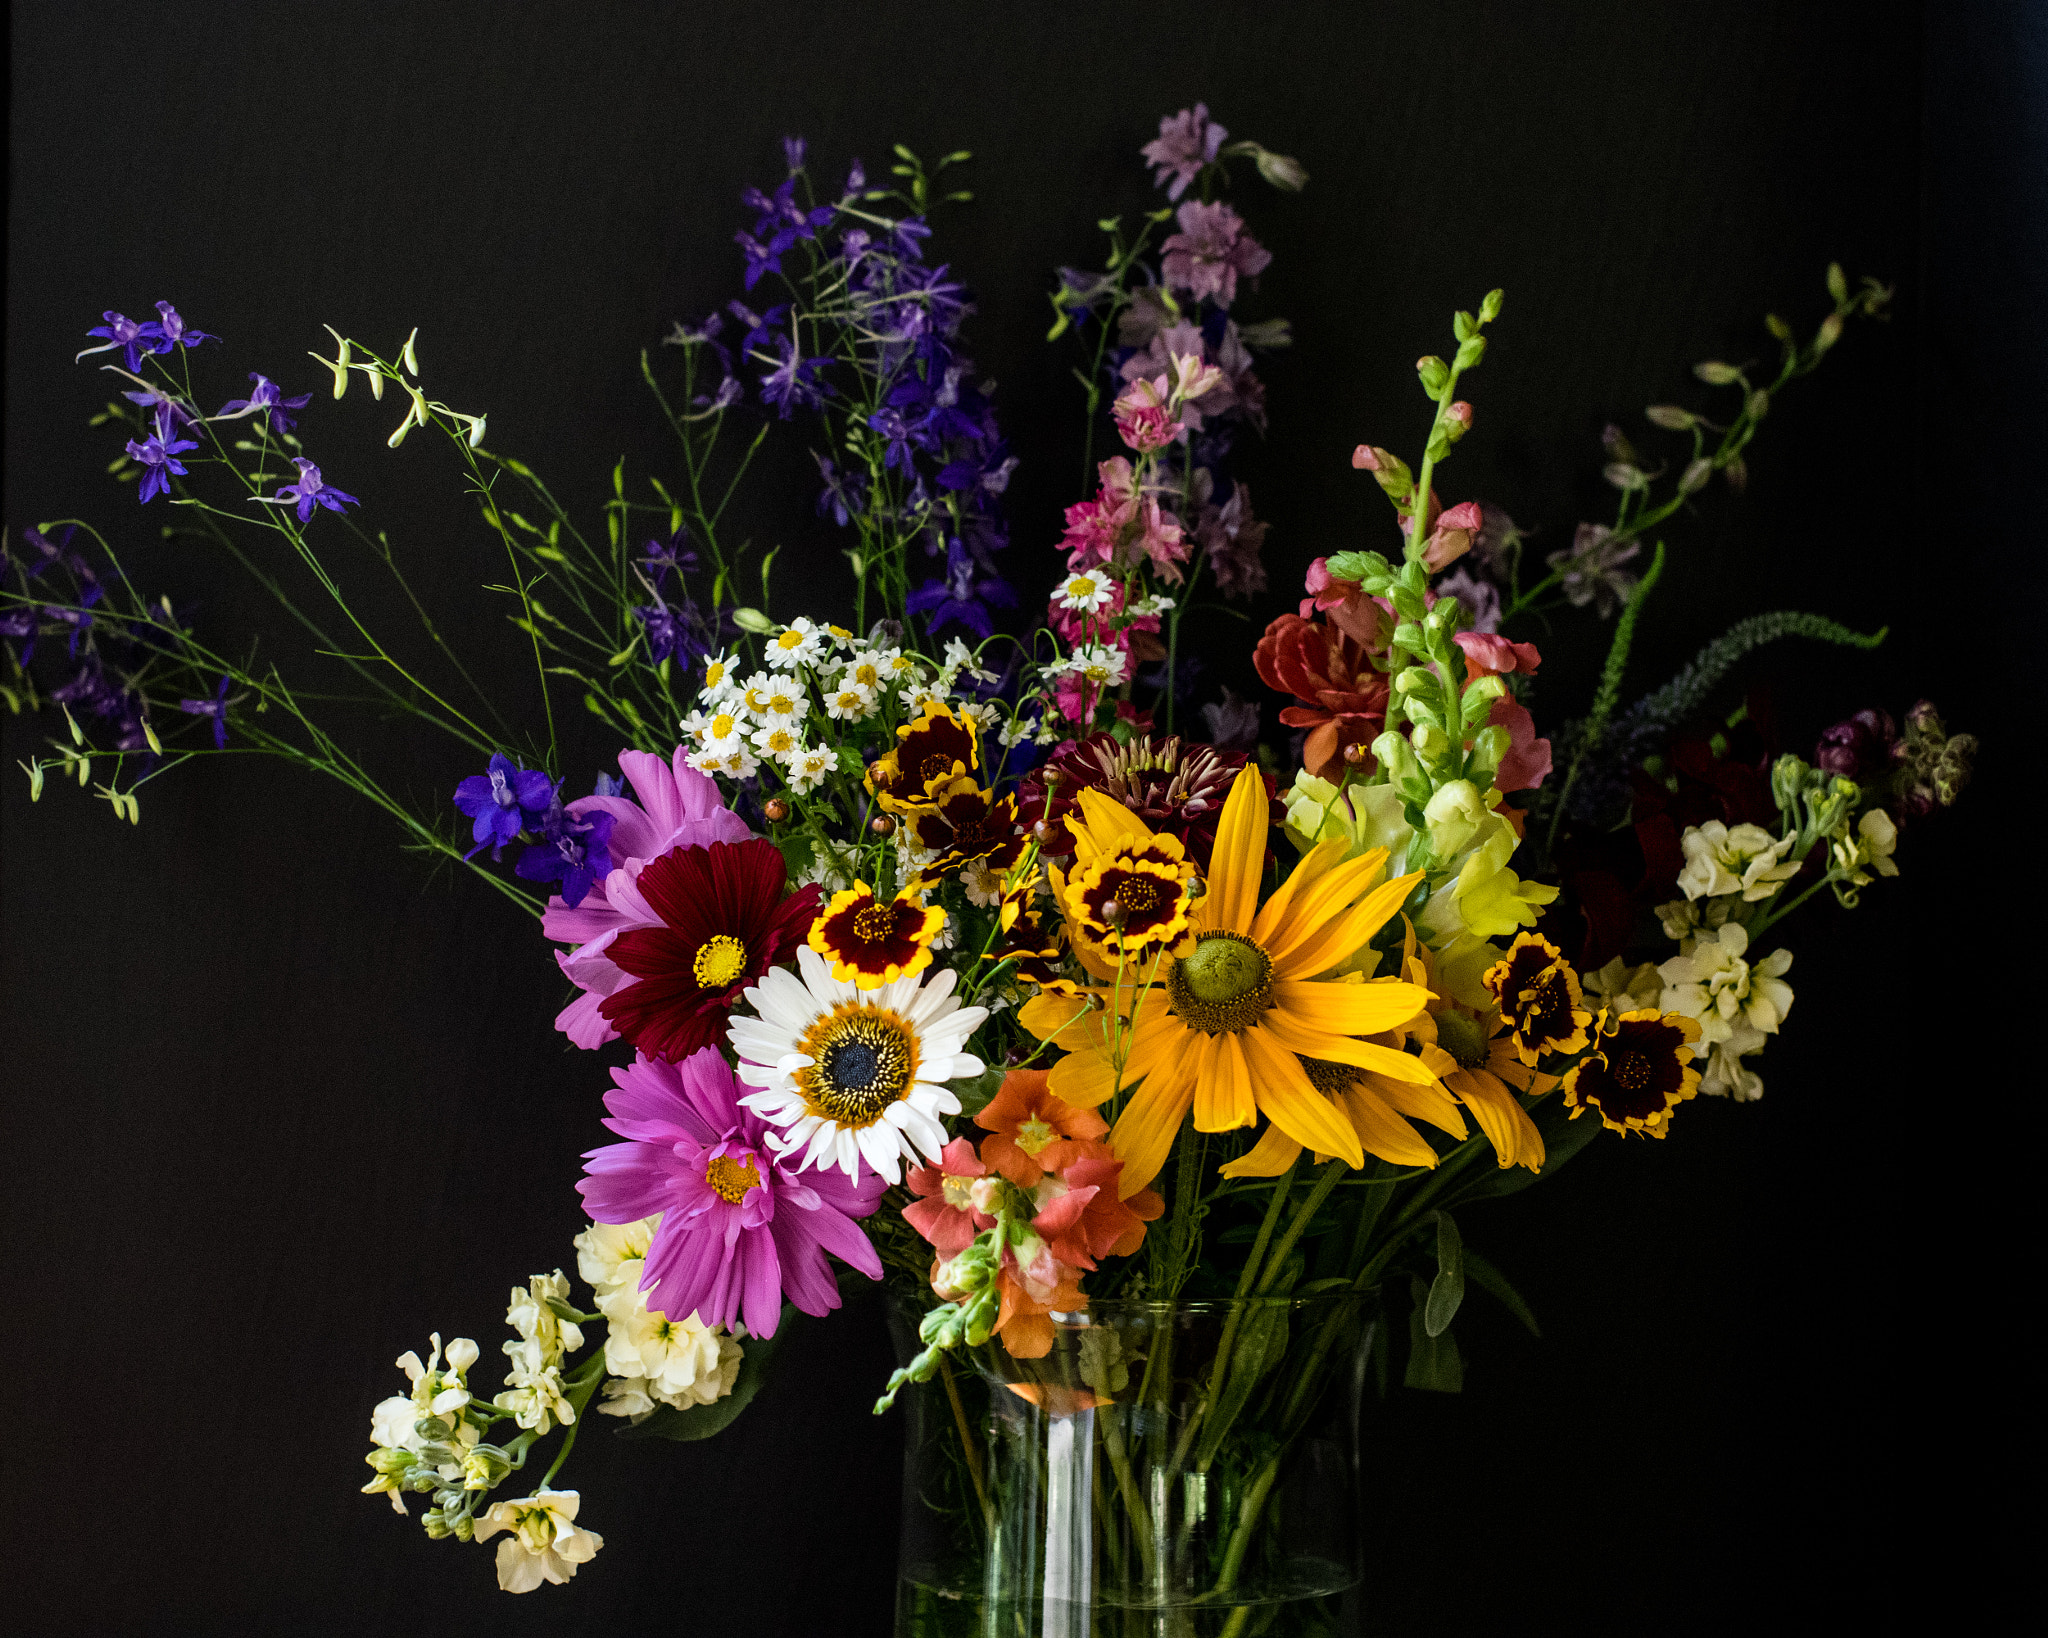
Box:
[1462,1248,1541,1337]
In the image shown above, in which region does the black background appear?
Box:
[3,2,2035,1633]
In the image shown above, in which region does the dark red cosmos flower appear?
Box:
[1252,614,1392,781]
[600,839,821,1062]
[1017,734,1274,870]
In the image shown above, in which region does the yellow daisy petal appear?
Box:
[1239,1025,1363,1167]
[1445,1068,1546,1171]
[1108,1071,1198,1197]
[1218,1123,1303,1179]
[1048,1044,1124,1110]
[1200,766,1269,936]
[1352,1069,1468,1139]
[1338,1084,1440,1168]
[1270,978,1433,1038]
[1193,1031,1257,1132]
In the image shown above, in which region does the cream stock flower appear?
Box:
[596,1283,741,1415]
[473,1489,604,1593]
[1658,922,1793,1045]
[1831,808,1900,895]
[1676,820,1800,903]
[573,1216,658,1299]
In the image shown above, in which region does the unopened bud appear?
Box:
[1480,288,1505,323]
[1416,355,1450,396]
[1643,404,1694,430]
[1443,400,1473,441]
[1251,146,1308,191]
[1746,389,1770,420]
[763,798,789,823]
[1765,313,1793,342]
[1467,725,1511,776]
[968,1177,1004,1214]
[1693,361,1743,386]
[1814,313,1844,353]
[870,815,896,836]
[1771,754,1814,810]
[1098,898,1127,928]
[1678,458,1713,495]
[1343,740,1369,766]
[1825,263,1849,305]
[1723,457,1749,494]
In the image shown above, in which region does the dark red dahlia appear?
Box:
[600,839,822,1063]
[1018,734,1276,870]
[1252,613,1392,781]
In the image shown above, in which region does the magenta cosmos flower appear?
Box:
[542,747,751,1048]
[578,1048,884,1339]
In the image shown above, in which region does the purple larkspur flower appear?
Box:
[147,301,215,351]
[577,1047,885,1339]
[78,311,157,371]
[1141,104,1229,200]
[176,674,235,749]
[1434,564,1501,634]
[907,539,1017,640]
[217,374,312,436]
[639,531,698,590]
[265,457,357,523]
[453,752,556,859]
[759,337,830,417]
[126,431,199,503]
[516,799,616,909]
[1161,202,1271,309]
[1547,524,1642,618]
[123,383,196,437]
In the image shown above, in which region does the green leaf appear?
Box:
[1462,1248,1540,1337]
[1424,1211,1463,1337]
[1403,1276,1463,1392]
[615,1311,789,1442]
[950,1063,1006,1119]
[1197,1301,1292,1466]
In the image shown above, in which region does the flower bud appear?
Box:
[1480,288,1505,323]
[1746,389,1770,421]
[1643,404,1694,430]
[763,798,790,823]
[1466,725,1511,776]
[1411,725,1451,763]
[1343,740,1369,765]
[968,1176,1004,1214]
[1678,458,1712,495]
[1416,355,1451,396]
[1771,754,1814,810]
[1372,731,1420,783]
[1826,262,1849,305]
[1603,462,1648,491]
[1765,313,1793,342]
[1723,456,1748,493]
[732,606,774,634]
[1443,400,1474,442]
[1814,313,1844,354]
[1251,146,1308,191]
[1693,361,1743,385]
[870,815,896,836]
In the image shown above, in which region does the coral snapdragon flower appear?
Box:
[974,1069,1108,1188]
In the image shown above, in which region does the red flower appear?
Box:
[903,1137,995,1255]
[1029,1145,1163,1271]
[600,839,821,1062]
[1253,613,1392,781]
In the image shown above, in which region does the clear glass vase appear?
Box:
[890,1293,1374,1638]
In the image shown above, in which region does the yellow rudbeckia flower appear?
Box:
[1020,767,1460,1197]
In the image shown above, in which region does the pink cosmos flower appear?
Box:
[902,1137,996,1255]
[541,748,750,1049]
[578,1048,884,1339]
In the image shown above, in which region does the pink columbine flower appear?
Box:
[1112,376,1184,453]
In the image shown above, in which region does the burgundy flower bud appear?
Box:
[1815,707,1898,781]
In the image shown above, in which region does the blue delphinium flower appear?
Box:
[175,674,235,748]
[453,753,556,859]
[760,338,830,417]
[907,539,1017,641]
[123,383,196,435]
[515,800,616,908]
[146,301,215,351]
[639,531,699,590]
[126,431,199,503]
[78,311,157,371]
[263,457,358,523]
[216,374,312,436]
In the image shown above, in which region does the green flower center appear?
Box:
[1169,931,1273,1035]
[1434,1009,1490,1069]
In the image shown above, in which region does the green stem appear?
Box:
[1254,1160,1345,1294]
[537,1358,608,1489]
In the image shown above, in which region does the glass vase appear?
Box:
[890,1293,1374,1638]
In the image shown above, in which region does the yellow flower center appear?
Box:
[852,663,880,688]
[709,712,739,740]
[1168,931,1274,1035]
[1434,1009,1490,1069]
[1298,1056,1362,1097]
[705,661,727,689]
[775,630,805,651]
[796,1004,920,1128]
[692,935,749,989]
[1066,576,1097,599]
[852,902,898,943]
[705,1153,761,1203]
[941,1174,977,1208]
[1114,877,1160,916]
[1014,1114,1058,1156]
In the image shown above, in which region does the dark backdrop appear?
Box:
[4,2,2035,1634]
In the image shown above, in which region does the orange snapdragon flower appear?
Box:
[975,1069,1109,1188]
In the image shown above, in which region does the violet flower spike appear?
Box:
[262,457,358,523]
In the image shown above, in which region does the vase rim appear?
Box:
[1047,1289,1369,1322]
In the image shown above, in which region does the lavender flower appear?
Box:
[1161,202,1271,309]
[1194,477,1269,601]
[216,374,312,436]
[453,753,556,859]
[1547,523,1643,617]
[1142,104,1228,200]
[176,674,235,749]
[126,432,199,503]
[263,458,358,523]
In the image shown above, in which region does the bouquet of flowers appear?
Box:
[2,105,1972,1618]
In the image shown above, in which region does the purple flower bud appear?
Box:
[1815,707,1898,781]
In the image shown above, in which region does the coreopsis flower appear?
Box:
[578,1048,885,1337]
[902,1136,997,1253]
[975,1068,1108,1188]
[1141,102,1228,199]
[1676,820,1800,903]
[903,777,1026,881]
[472,1490,604,1594]
[1055,793,1200,965]
[454,753,556,859]
[1546,523,1642,617]
[595,839,823,1062]
[1021,769,1448,1194]
[1657,923,1794,1044]
[730,945,990,1184]
[808,880,945,988]
[1562,1009,1703,1138]
[866,700,980,813]
[1482,934,1595,1064]
[263,457,358,523]
[1161,201,1272,308]
[1252,615,1393,782]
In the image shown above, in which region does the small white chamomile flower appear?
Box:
[765,617,826,670]
[741,671,808,725]
[751,723,803,762]
[942,637,998,683]
[785,745,834,792]
[699,651,741,701]
[1054,568,1114,614]
[825,681,879,721]
[696,708,746,751]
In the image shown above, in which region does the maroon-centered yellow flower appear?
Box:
[866,701,979,813]
[807,881,945,989]
[1020,768,1447,1196]
[905,776,1026,882]
[1562,1008,1702,1138]
[1483,933,1593,1065]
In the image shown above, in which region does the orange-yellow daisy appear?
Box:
[1020,768,1451,1196]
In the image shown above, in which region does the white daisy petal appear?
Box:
[834,1127,862,1178]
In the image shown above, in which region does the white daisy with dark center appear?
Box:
[728,945,990,1183]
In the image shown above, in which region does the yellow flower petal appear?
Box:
[1200,766,1269,936]
[1272,871,1423,979]
[1353,1069,1468,1139]
[1218,1123,1303,1179]
[1048,1044,1123,1109]
[1248,838,1356,951]
[1192,1031,1257,1132]
[1445,1068,1546,1171]
[1239,1025,1363,1167]
[1108,1072,1197,1197]
[1270,979,1433,1038]
[1337,1085,1439,1168]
